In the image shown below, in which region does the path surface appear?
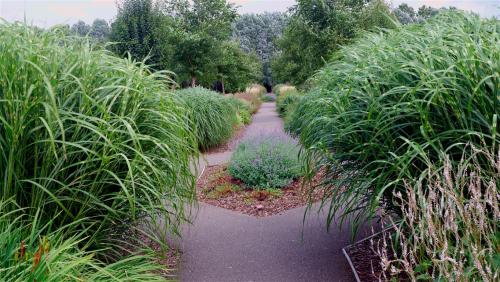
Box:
[180,102,365,282]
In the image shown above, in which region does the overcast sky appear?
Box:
[0,0,498,27]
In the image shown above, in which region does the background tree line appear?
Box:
[69,0,444,92]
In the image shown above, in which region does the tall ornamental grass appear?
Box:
[375,146,499,281]
[288,12,499,226]
[177,87,238,149]
[0,199,167,281]
[0,22,197,259]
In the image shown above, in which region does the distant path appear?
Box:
[180,102,364,282]
[201,102,284,167]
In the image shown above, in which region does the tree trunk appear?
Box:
[191,76,196,87]
[221,77,225,94]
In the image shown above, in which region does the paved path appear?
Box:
[180,102,362,282]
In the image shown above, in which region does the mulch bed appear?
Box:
[196,164,325,217]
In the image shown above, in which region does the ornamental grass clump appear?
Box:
[235,91,262,114]
[288,11,499,226]
[276,88,301,117]
[0,22,197,277]
[375,146,499,281]
[226,96,252,125]
[229,131,302,189]
[177,87,238,149]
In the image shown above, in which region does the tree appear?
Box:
[215,41,262,93]
[273,0,397,85]
[417,5,439,19]
[232,13,288,89]
[109,0,165,68]
[71,20,91,36]
[161,0,238,87]
[90,19,110,42]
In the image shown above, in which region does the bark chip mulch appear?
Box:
[196,164,325,217]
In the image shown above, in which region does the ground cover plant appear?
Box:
[177,87,238,150]
[287,10,499,277]
[229,132,302,189]
[0,23,197,279]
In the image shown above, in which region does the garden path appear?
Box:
[179,102,365,282]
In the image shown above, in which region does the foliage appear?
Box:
[177,87,238,149]
[226,96,252,125]
[276,88,301,117]
[229,132,302,189]
[0,199,167,281]
[376,146,499,281]
[232,12,289,87]
[109,0,166,68]
[215,41,262,93]
[288,12,499,227]
[161,0,240,87]
[272,0,396,86]
[393,3,440,24]
[0,22,197,260]
[71,19,110,42]
[109,0,259,91]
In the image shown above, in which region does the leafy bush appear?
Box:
[226,96,252,125]
[376,146,499,281]
[0,23,197,278]
[262,94,276,102]
[288,12,499,226]
[229,132,302,189]
[177,87,238,149]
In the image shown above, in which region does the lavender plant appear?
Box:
[229,131,302,189]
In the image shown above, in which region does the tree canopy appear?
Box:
[271,0,396,86]
[232,12,288,88]
[109,0,261,93]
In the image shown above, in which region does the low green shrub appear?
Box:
[228,132,302,189]
[177,87,238,149]
[288,12,499,227]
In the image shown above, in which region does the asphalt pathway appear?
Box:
[180,102,364,282]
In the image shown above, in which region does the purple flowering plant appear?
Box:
[228,130,303,189]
